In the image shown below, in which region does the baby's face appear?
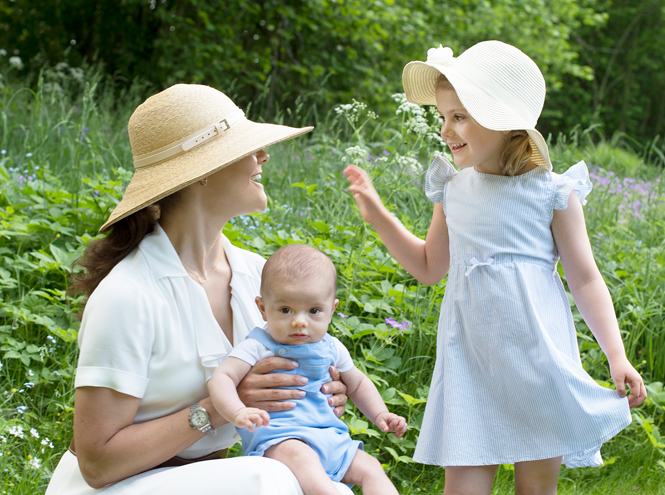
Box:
[255,277,339,346]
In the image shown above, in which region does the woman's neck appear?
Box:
[159,195,231,274]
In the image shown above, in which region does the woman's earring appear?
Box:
[200,178,208,186]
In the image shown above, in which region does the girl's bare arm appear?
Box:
[552,192,646,408]
[344,165,450,285]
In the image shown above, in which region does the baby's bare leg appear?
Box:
[264,439,340,495]
[341,450,399,495]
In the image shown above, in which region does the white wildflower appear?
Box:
[29,457,41,469]
[9,426,24,439]
[395,155,422,174]
[8,56,23,70]
[30,428,39,439]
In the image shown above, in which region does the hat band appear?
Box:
[133,108,246,169]
[452,59,539,127]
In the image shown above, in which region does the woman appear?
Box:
[46,84,351,495]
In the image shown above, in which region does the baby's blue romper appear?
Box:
[238,327,363,482]
[414,157,631,468]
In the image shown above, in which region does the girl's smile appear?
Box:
[435,88,507,175]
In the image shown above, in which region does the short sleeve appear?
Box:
[554,161,593,209]
[228,338,273,366]
[425,155,457,204]
[75,271,155,398]
[332,337,354,373]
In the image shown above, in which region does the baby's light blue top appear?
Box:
[415,157,630,467]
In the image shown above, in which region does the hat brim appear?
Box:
[402,61,551,170]
[100,118,313,232]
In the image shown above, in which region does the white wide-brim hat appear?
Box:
[402,40,551,170]
[100,84,314,232]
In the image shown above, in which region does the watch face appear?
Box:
[191,409,209,427]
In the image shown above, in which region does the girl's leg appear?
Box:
[443,465,499,495]
[341,450,398,495]
[264,439,340,495]
[514,456,562,495]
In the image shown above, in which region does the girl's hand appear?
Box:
[610,357,647,408]
[344,165,388,225]
[233,407,270,432]
[375,411,407,438]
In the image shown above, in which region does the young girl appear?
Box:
[344,40,646,494]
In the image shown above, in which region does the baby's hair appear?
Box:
[435,74,533,176]
[261,244,337,297]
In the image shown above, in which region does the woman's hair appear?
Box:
[69,192,182,302]
[434,74,533,176]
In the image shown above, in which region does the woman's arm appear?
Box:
[552,192,647,408]
[344,165,450,285]
[74,387,227,489]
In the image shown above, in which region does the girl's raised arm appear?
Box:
[552,192,646,408]
[344,164,450,285]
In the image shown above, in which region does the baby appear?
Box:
[208,244,406,495]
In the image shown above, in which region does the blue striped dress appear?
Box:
[414,157,631,468]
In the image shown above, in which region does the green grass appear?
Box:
[1,67,664,494]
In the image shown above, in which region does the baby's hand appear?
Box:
[233,407,270,432]
[375,411,407,438]
[343,165,387,225]
[610,357,647,408]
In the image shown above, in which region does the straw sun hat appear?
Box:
[100,84,313,232]
[402,40,551,170]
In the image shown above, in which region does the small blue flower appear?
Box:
[337,312,348,318]
[17,406,28,413]
[1,149,6,155]
[25,153,33,157]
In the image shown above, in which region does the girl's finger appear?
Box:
[614,376,626,397]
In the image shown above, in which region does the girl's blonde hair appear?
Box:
[435,74,533,176]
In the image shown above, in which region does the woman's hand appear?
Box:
[610,357,647,408]
[237,357,307,412]
[236,358,349,417]
[344,165,388,225]
[324,365,348,417]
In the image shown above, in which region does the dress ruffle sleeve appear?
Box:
[425,155,457,204]
[554,161,593,209]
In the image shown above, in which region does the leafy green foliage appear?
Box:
[0,65,664,494]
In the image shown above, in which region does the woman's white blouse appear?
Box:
[75,224,265,458]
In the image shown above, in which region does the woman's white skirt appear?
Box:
[46,451,353,495]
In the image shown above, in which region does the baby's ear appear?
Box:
[333,299,339,311]
[255,296,268,321]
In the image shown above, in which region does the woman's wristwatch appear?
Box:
[189,403,217,437]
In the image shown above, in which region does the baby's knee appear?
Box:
[343,451,386,485]
[265,438,313,462]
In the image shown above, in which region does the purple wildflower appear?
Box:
[385,318,410,330]
[337,312,348,318]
